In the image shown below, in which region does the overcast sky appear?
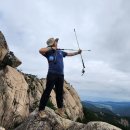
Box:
[0,0,130,101]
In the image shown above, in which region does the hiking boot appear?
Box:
[38,110,47,118]
[55,108,67,118]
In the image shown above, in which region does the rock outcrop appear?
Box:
[0,31,9,62]
[0,66,84,129]
[15,107,121,130]
[86,122,122,130]
[0,126,5,130]
[0,66,29,129]
[24,74,84,121]
[0,67,122,130]
[0,31,21,69]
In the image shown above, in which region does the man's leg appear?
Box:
[55,75,67,118]
[55,75,64,108]
[39,73,56,111]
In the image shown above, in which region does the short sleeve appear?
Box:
[43,51,49,58]
[62,51,67,57]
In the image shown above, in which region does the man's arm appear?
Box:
[39,47,56,55]
[67,49,82,56]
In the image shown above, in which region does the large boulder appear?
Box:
[0,66,29,129]
[0,31,21,69]
[86,122,122,130]
[15,107,122,130]
[24,74,84,121]
[0,126,5,130]
[0,31,9,62]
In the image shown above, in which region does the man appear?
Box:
[38,37,82,118]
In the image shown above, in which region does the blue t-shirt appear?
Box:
[44,50,67,75]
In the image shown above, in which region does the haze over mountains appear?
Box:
[83,101,130,117]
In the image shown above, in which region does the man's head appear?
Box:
[46,38,59,48]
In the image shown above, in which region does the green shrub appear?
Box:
[46,99,56,110]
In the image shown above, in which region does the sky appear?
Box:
[0,0,130,101]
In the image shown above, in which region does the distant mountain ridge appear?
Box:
[83,101,130,117]
[81,102,130,130]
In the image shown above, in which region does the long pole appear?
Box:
[74,28,85,75]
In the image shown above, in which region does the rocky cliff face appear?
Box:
[15,107,121,130]
[0,31,122,130]
[0,64,84,129]
[23,73,84,121]
[0,66,29,129]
